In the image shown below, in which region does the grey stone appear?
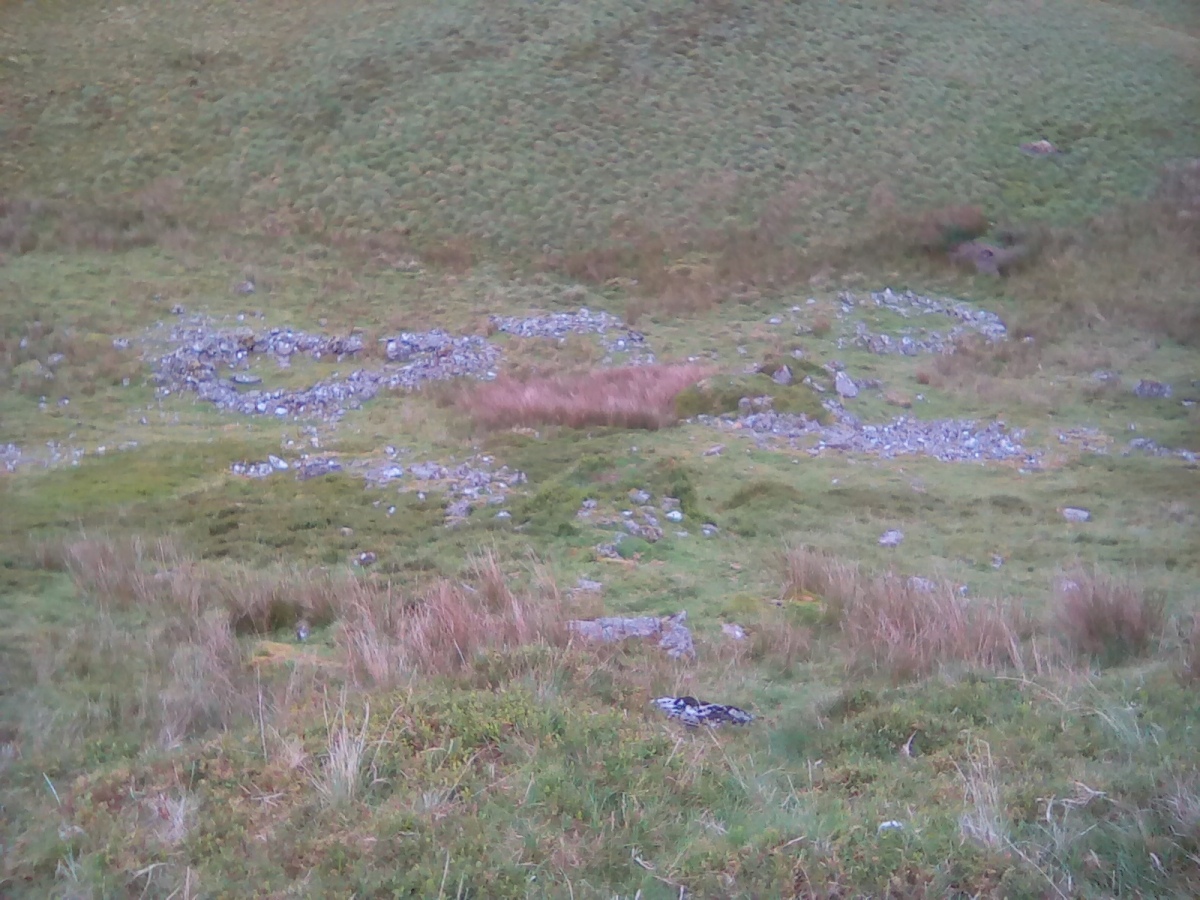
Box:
[295,457,343,480]
[835,371,859,398]
[658,611,696,659]
[879,529,905,547]
[568,611,696,660]
[1062,507,1091,523]
[722,622,747,641]
[1133,380,1172,399]
[772,365,793,386]
[150,322,495,422]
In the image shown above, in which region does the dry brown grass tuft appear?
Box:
[459,363,713,431]
[781,545,1026,678]
[1003,159,1200,346]
[48,534,361,631]
[338,550,569,684]
[1,178,191,256]
[742,611,814,674]
[912,334,1054,410]
[841,574,1027,680]
[1053,567,1165,666]
[48,535,184,610]
[497,333,603,381]
[1184,616,1200,684]
[780,545,860,612]
[158,610,250,746]
[546,181,812,316]
[864,197,993,255]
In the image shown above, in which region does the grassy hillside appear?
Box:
[1,0,1199,897]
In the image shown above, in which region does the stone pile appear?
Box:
[152,324,500,421]
[696,409,1040,465]
[489,308,654,361]
[228,451,528,518]
[837,289,1008,355]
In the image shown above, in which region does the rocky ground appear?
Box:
[4,292,1195,484]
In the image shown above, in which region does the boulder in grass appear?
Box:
[653,696,754,728]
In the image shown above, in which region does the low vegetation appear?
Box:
[2,0,1198,896]
[461,364,713,431]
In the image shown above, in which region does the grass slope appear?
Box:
[1,0,1199,897]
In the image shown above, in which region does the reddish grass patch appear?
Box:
[459,364,714,431]
[840,574,1027,680]
[1054,568,1165,666]
[781,545,1027,679]
[339,549,569,684]
[1183,616,1200,684]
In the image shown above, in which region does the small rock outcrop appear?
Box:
[568,610,695,659]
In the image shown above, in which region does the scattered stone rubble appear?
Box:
[3,441,100,473]
[1133,379,1173,400]
[696,405,1041,465]
[151,323,499,421]
[229,451,527,520]
[146,309,659,421]
[1124,438,1197,465]
[489,308,654,362]
[578,493,687,549]
[837,289,1008,355]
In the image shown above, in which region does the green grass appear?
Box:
[4,0,1199,254]
[2,0,1199,896]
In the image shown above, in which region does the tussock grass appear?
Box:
[780,545,861,611]
[340,550,569,685]
[51,534,574,690]
[48,534,355,631]
[158,609,249,747]
[840,574,1027,679]
[2,0,1199,895]
[956,739,1009,851]
[46,534,184,611]
[459,364,713,431]
[313,696,371,807]
[0,179,190,256]
[1003,159,1200,347]
[1183,615,1200,684]
[1054,567,1165,666]
[782,545,1027,678]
